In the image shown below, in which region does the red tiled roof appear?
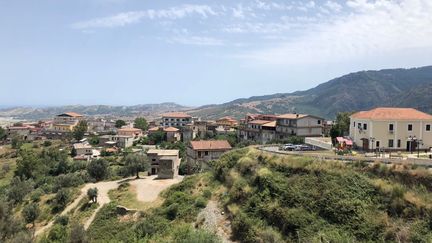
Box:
[161,112,191,118]
[190,140,232,151]
[262,121,276,127]
[118,128,142,132]
[351,107,432,120]
[163,127,179,132]
[249,120,273,125]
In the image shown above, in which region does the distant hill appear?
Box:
[2,66,431,121]
[0,103,189,120]
[187,66,432,119]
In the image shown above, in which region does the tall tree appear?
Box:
[134,117,148,131]
[87,159,109,181]
[115,120,126,128]
[124,153,149,179]
[73,121,88,141]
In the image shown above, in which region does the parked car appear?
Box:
[294,145,316,151]
[282,143,296,151]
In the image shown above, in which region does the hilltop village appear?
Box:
[1,107,432,242]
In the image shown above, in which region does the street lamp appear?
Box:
[370,137,375,156]
[418,139,424,158]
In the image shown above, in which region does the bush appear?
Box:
[43,141,52,147]
[194,196,207,208]
[54,215,69,226]
[53,188,70,212]
[203,189,212,199]
[172,224,220,243]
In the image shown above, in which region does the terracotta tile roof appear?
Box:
[161,112,191,118]
[163,127,179,132]
[277,113,308,119]
[118,128,142,132]
[351,107,432,120]
[249,120,272,125]
[190,140,232,151]
[217,116,237,122]
[148,127,160,131]
[262,121,276,127]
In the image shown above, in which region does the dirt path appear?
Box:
[129,175,184,202]
[35,178,129,236]
[35,176,184,236]
[196,200,235,243]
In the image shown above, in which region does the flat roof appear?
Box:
[147,149,179,156]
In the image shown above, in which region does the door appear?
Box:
[151,168,157,175]
[362,139,369,151]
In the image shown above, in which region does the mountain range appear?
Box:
[1,66,432,121]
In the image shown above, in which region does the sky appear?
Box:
[1,0,432,107]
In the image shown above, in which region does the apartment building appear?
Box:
[275,114,324,139]
[161,112,192,128]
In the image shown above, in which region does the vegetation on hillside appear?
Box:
[212,148,432,242]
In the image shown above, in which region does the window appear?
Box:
[317,120,321,125]
[363,123,367,130]
[397,139,401,148]
[204,151,209,156]
[389,124,394,131]
[376,141,380,148]
[427,124,431,131]
[408,124,413,131]
[388,139,394,148]
[353,122,356,127]
[358,123,362,129]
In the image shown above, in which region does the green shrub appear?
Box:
[194,196,207,208]
[172,224,220,243]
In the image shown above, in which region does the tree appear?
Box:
[69,223,88,243]
[148,131,166,145]
[115,120,126,128]
[160,141,186,159]
[87,188,98,203]
[15,148,42,179]
[134,117,148,131]
[11,136,23,149]
[124,153,149,179]
[54,189,70,212]
[22,203,39,228]
[73,121,88,141]
[0,127,6,140]
[7,177,34,204]
[330,112,353,144]
[87,159,109,181]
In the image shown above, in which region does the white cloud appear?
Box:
[237,0,432,65]
[325,1,343,12]
[72,4,217,29]
[168,36,225,46]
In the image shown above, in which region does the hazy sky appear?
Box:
[1,0,432,107]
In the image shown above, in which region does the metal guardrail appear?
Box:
[257,145,432,167]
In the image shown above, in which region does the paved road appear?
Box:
[258,146,432,167]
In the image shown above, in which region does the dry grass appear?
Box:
[108,184,162,211]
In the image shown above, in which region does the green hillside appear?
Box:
[212,148,432,242]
